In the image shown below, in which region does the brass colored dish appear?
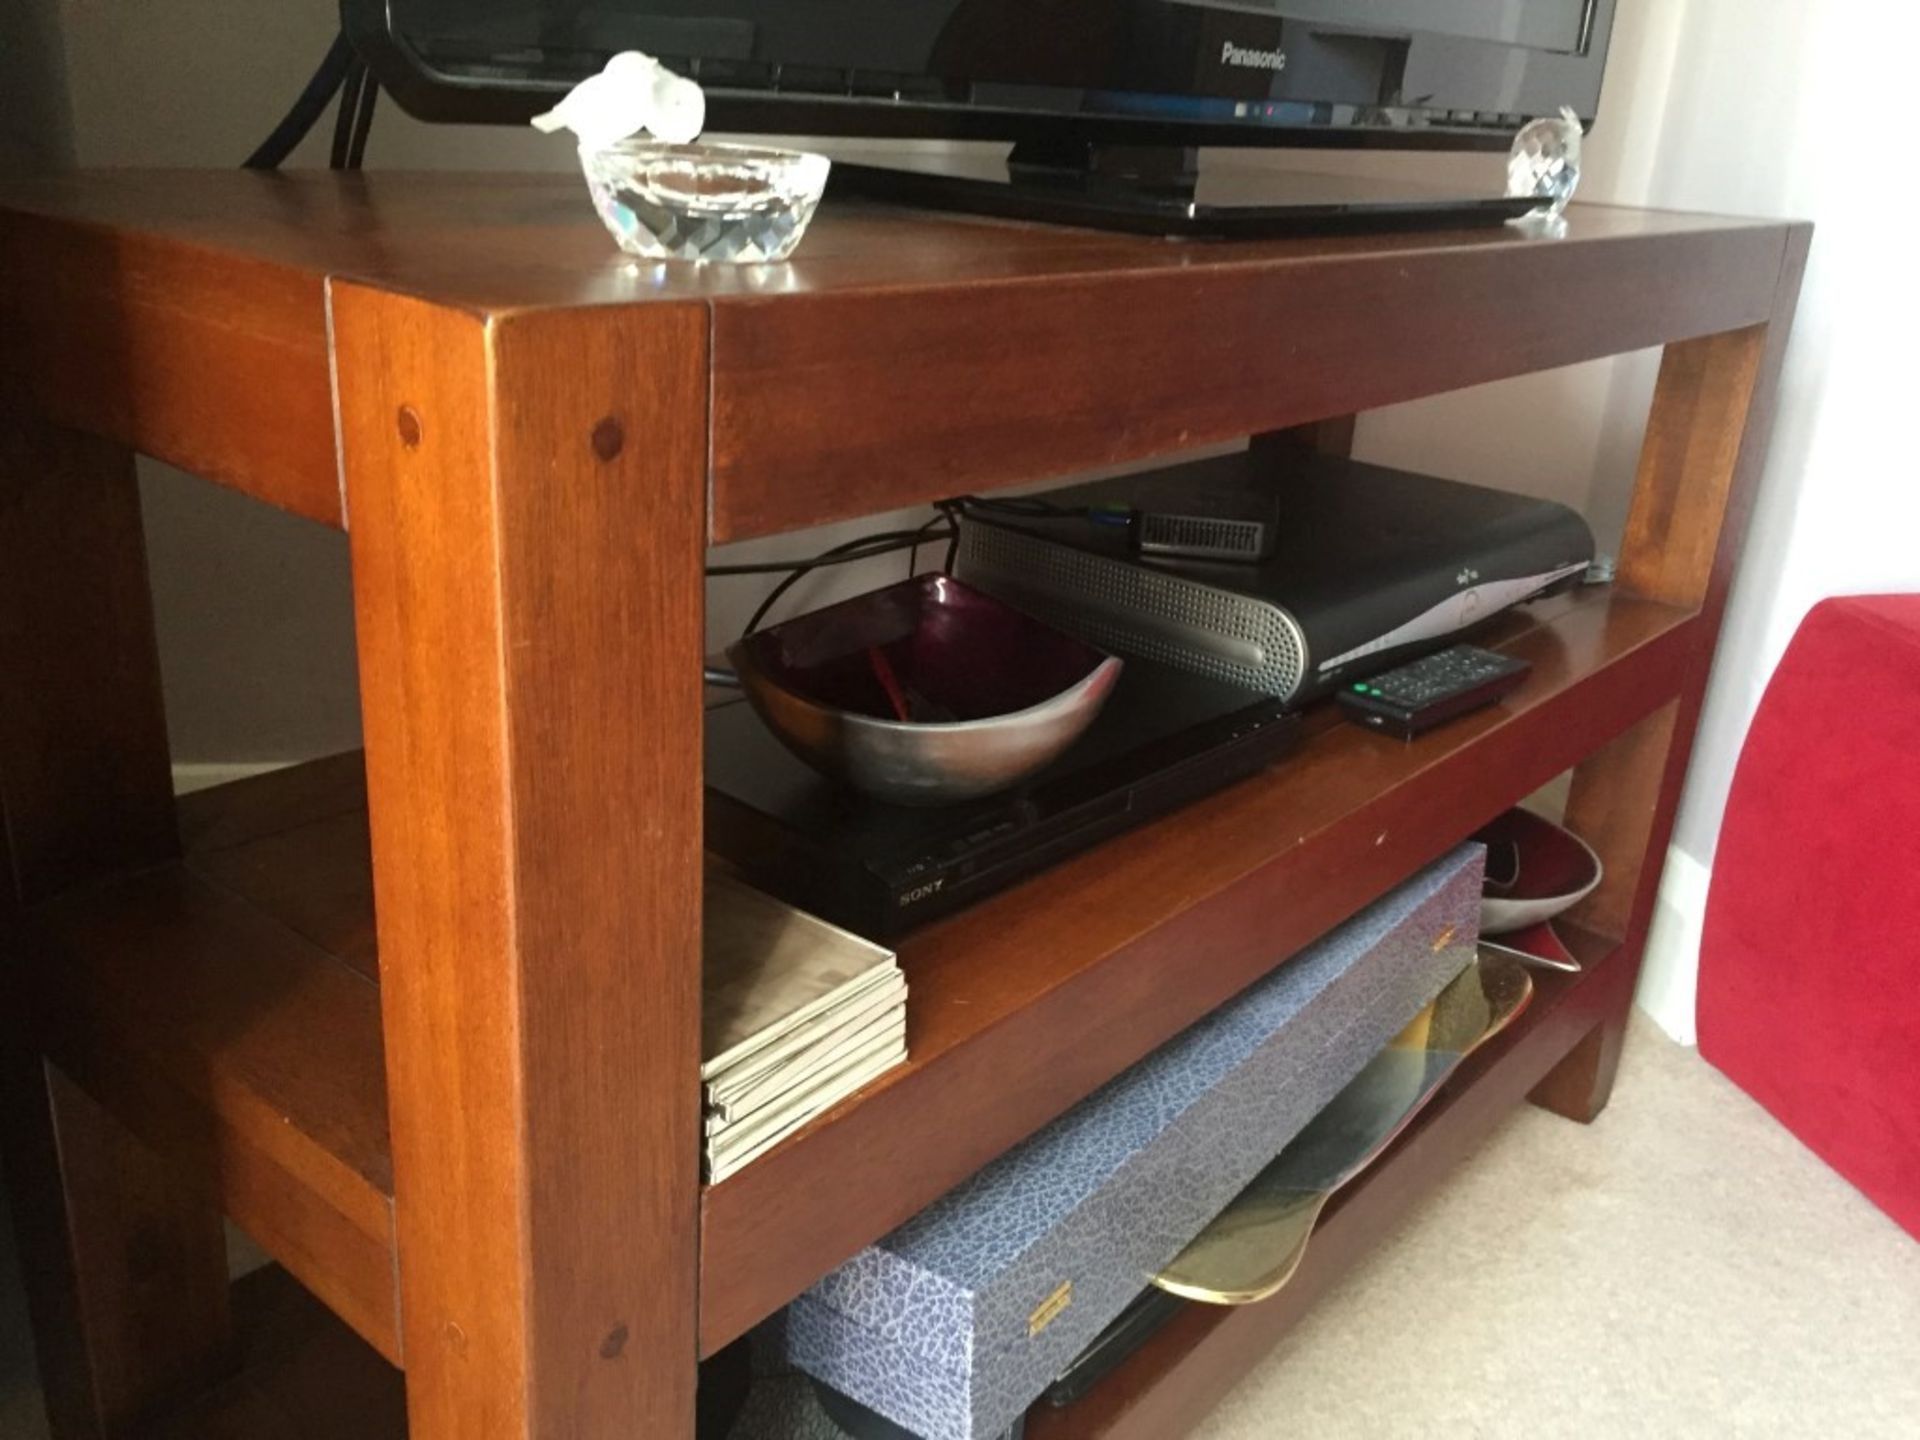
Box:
[1151,951,1532,1305]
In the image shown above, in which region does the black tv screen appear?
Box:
[346,0,1615,149]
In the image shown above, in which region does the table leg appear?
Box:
[333,284,709,1438]
[1534,226,1812,1122]
[0,411,230,1436]
[1,1063,232,1440]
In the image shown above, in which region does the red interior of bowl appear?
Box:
[1473,808,1599,902]
[736,575,1111,723]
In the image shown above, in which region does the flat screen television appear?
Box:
[343,0,1616,235]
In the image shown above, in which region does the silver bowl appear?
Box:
[721,576,1123,806]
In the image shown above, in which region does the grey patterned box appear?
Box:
[784,846,1483,1440]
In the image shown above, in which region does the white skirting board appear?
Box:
[1633,845,1712,1046]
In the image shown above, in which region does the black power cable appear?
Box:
[713,498,1056,640]
[707,486,1137,649]
[345,75,380,170]
[741,527,952,637]
[330,57,368,170]
[732,519,957,638]
[243,31,356,170]
[706,535,931,578]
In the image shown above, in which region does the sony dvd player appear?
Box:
[955,452,1594,704]
[705,659,1299,940]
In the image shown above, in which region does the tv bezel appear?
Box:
[341,0,1612,154]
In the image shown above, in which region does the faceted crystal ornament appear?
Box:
[1507,106,1584,217]
[581,142,830,263]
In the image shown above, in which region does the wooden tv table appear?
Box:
[0,173,1806,1439]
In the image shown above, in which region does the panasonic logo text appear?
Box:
[1221,41,1287,72]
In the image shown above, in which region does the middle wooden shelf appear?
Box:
[7,584,1697,1374]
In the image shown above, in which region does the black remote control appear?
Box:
[1336,644,1532,739]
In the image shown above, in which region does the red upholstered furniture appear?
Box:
[1699,594,1920,1239]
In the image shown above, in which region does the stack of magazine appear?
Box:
[704,873,907,1183]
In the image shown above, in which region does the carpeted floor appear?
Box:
[3,1017,1916,1438]
[1188,1016,1920,1439]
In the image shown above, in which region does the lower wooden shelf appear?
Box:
[3,585,1691,1398]
[6,756,401,1364]
[126,932,1626,1440]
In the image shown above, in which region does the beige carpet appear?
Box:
[3,1019,1916,1438]
[1190,1016,1920,1439]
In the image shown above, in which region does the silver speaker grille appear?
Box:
[957,521,1306,700]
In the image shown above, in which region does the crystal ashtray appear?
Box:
[579,140,830,263]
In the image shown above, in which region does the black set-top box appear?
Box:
[954,451,1595,706]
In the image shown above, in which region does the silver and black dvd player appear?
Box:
[956,452,1595,704]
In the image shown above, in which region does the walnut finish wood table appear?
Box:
[0,173,1806,1439]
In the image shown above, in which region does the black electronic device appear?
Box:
[1043,1288,1189,1408]
[340,1,1616,235]
[955,452,1594,707]
[704,659,1299,940]
[1335,642,1533,738]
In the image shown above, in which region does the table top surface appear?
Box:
[0,169,1794,317]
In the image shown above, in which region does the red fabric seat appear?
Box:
[1699,594,1920,1239]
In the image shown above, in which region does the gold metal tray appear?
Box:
[1152,950,1531,1305]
